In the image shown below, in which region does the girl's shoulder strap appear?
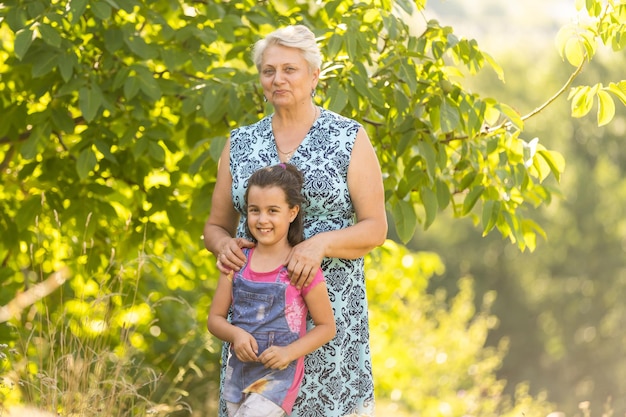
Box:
[237,247,252,275]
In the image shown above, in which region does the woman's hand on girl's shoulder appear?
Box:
[216,237,255,273]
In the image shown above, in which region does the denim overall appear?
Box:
[223,263,299,409]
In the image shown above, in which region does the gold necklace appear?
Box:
[275,106,318,159]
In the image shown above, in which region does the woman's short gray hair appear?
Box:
[252,25,322,72]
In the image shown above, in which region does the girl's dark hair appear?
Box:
[244,163,305,246]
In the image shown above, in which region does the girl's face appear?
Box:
[259,44,319,108]
[246,185,299,247]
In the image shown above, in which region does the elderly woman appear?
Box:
[204,25,387,417]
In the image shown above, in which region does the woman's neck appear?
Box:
[272,103,318,162]
[273,102,317,129]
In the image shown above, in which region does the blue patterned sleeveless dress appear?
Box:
[220,108,375,417]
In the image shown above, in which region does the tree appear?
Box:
[1,0,623,261]
[412,45,626,416]
[1,0,625,415]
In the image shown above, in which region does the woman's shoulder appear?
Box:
[320,108,361,128]
[231,114,272,137]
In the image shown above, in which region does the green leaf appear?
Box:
[503,211,522,246]
[522,221,537,252]
[14,28,35,60]
[395,0,415,14]
[391,199,418,244]
[483,98,501,125]
[210,136,227,162]
[27,2,46,20]
[596,89,615,126]
[20,129,42,159]
[564,37,585,67]
[124,77,140,100]
[189,148,212,176]
[104,28,124,53]
[417,140,437,180]
[103,0,121,8]
[32,51,58,77]
[115,0,134,13]
[327,82,348,113]
[439,97,460,133]
[5,7,27,33]
[125,35,158,60]
[399,60,418,95]
[537,150,565,182]
[421,186,438,229]
[396,173,412,200]
[608,81,626,106]
[459,171,477,191]
[481,200,500,235]
[15,197,42,231]
[464,97,486,136]
[38,23,63,48]
[397,130,414,157]
[148,141,165,162]
[57,52,75,82]
[462,186,484,216]
[203,85,225,119]
[483,51,504,82]
[181,96,198,116]
[326,33,343,58]
[345,27,358,61]
[51,108,76,133]
[132,136,149,159]
[79,85,103,122]
[137,68,161,101]
[77,147,97,180]
[94,140,118,164]
[435,179,451,211]
[186,123,206,149]
[0,106,16,138]
[68,0,89,25]
[496,103,523,130]
[92,1,112,20]
[569,85,594,118]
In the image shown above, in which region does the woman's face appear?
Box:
[260,44,319,109]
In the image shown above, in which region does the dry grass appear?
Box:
[0,294,165,416]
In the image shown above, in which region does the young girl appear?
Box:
[208,163,336,417]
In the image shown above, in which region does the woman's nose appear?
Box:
[273,70,285,84]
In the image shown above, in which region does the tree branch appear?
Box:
[520,58,586,122]
[488,57,587,133]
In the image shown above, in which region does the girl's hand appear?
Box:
[216,237,255,273]
[258,345,294,370]
[231,329,259,362]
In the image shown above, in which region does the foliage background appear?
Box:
[419,1,626,415]
[1,0,625,416]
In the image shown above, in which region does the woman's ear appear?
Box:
[311,67,320,89]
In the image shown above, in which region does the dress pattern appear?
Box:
[220,108,374,417]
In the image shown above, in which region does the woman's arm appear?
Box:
[207,273,259,362]
[258,281,336,370]
[203,138,252,273]
[286,127,388,288]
